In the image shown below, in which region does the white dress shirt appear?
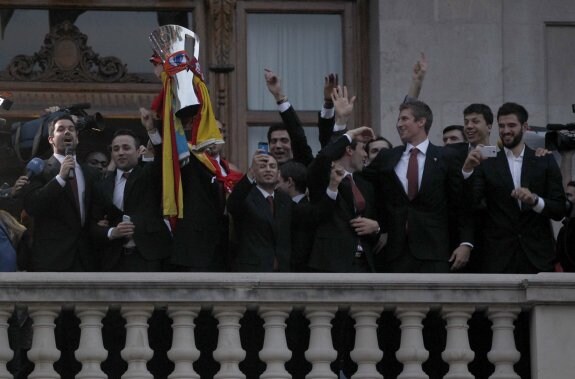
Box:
[395,139,429,195]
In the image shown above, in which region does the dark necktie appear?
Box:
[69,175,80,213]
[267,195,274,216]
[122,171,130,180]
[267,194,279,271]
[344,174,366,215]
[407,147,419,200]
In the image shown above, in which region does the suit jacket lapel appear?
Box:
[47,156,78,210]
[390,147,409,200]
[419,143,439,196]
[123,166,140,203]
[101,172,116,206]
[496,151,516,194]
[520,147,535,189]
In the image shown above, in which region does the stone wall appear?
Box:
[372,0,575,150]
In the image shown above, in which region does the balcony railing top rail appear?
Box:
[1,272,575,307]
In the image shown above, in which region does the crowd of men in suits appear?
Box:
[3,57,574,379]
[14,95,570,276]
[6,54,571,276]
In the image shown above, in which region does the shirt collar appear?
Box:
[53,153,76,164]
[256,185,274,198]
[406,138,429,155]
[503,145,525,159]
[292,193,306,203]
[115,168,133,181]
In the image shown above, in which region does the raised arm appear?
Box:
[264,68,313,165]
[406,52,427,100]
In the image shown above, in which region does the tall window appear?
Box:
[235,1,357,168]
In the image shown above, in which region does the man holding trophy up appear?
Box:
[144,25,233,272]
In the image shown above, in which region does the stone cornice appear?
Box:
[1,81,162,118]
[1,273,574,306]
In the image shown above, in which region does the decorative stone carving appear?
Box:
[1,21,146,83]
[208,0,236,71]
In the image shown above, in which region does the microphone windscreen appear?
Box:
[26,157,45,177]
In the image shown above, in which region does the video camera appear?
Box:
[0,93,13,130]
[8,103,105,161]
[545,104,575,151]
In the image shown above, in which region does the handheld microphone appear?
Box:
[26,157,45,178]
[65,145,76,179]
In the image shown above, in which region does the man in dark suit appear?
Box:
[90,129,172,272]
[366,100,473,273]
[227,153,292,272]
[22,114,99,272]
[276,161,315,272]
[462,102,566,273]
[140,108,229,272]
[264,69,314,166]
[307,126,381,273]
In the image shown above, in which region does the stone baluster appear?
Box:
[167,306,201,379]
[0,306,13,379]
[304,306,338,379]
[27,306,61,379]
[121,305,154,379]
[349,306,383,379]
[258,306,292,379]
[441,306,474,379]
[75,306,108,379]
[395,307,429,379]
[213,306,246,379]
[487,307,520,379]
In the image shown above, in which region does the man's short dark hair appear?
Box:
[112,129,141,148]
[399,100,433,133]
[48,114,76,137]
[365,136,393,152]
[267,123,289,143]
[279,161,307,194]
[463,104,494,125]
[497,102,529,124]
[442,124,465,137]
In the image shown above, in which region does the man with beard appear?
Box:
[22,114,100,271]
[462,102,566,273]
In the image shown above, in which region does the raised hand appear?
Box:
[264,68,285,101]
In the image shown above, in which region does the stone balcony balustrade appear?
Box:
[0,272,574,379]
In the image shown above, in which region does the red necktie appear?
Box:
[345,175,366,215]
[407,147,419,200]
[267,195,274,216]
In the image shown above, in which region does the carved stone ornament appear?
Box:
[209,0,235,71]
[0,21,146,83]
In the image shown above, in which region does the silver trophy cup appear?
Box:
[149,25,201,118]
